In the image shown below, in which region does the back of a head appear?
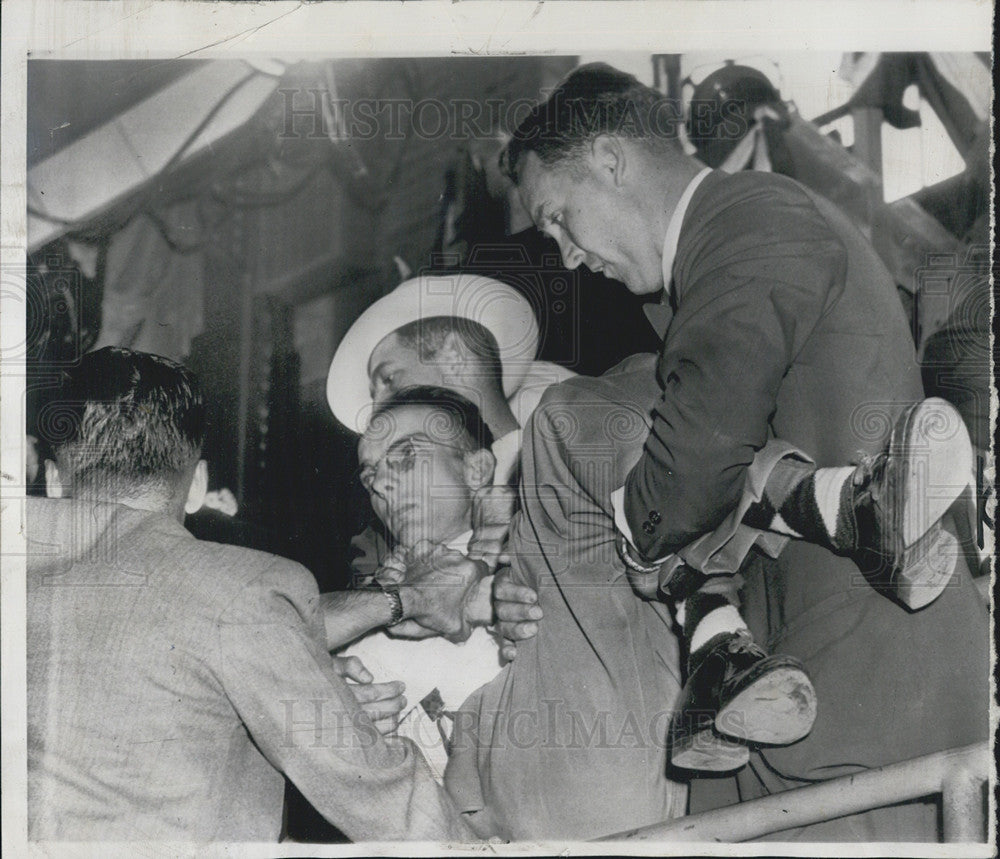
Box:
[501,62,683,182]
[393,316,504,392]
[46,347,205,499]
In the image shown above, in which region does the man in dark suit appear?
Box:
[493,63,987,840]
[26,347,478,842]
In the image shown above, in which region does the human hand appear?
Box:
[384,570,495,638]
[331,655,407,735]
[492,567,542,661]
[376,545,409,586]
[468,485,516,573]
[399,543,487,642]
[384,619,440,639]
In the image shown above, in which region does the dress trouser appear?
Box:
[445,355,688,840]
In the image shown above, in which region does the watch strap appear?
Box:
[377,581,405,627]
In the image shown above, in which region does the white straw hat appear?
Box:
[327,273,539,433]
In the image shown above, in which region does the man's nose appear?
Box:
[370,463,393,497]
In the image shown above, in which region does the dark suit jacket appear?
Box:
[619,171,988,838]
[26,497,469,842]
[624,169,925,556]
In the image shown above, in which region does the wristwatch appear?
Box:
[377,580,405,627]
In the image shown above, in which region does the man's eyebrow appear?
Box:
[357,435,409,469]
[389,431,440,450]
[357,434,421,466]
[385,435,415,453]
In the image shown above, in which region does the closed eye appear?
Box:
[540,211,564,233]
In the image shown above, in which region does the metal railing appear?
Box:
[598,742,990,843]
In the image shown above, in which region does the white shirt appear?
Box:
[342,531,503,782]
[612,167,711,558]
[490,429,522,487]
[660,167,712,297]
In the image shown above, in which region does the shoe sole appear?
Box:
[671,727,749,772]
[896,398,972,545]
[715,663,817,746]
[892,398,973,608]
[893,510,962,610]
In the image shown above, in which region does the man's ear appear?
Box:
[437,330,469,382]
[44,460,63,498]
[184,460,209,515]
[591,134,626,187]
[463,448,496,491]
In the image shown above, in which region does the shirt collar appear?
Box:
[447,530,474,553]
[661,167,712,293]
[490,429,522,486]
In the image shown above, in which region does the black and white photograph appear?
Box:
[1,1,994,854]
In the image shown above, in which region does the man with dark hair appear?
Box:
[488,63,987,840]
[43,346,206,503]
[360,386,496,552]
[501,62,686,184]
[27,347,476,842]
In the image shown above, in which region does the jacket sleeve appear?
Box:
[214,560,474,842]
[624,185,848,562]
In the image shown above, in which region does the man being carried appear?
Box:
[337,386,513,782]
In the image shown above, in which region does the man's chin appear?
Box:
[624,277,662,296]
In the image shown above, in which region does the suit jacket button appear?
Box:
[648,510,661,524]
[642,521,655,534]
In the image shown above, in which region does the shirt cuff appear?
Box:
[610,486,673,566]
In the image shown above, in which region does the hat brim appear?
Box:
[327,274,539,433]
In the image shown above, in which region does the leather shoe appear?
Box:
[848,398,973,610]
[670,631,817,771]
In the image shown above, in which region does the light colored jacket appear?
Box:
[26,496,471,842]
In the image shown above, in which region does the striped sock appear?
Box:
[690,606,749,654]
[683,590,751,665]
[744,462,857,550]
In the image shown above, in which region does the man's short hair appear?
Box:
[46,346,205,496]
[392,316,503,383]
[367,386,494,453]
[500,62,683,183]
